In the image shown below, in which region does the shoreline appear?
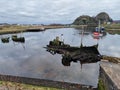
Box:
[102,55,120,63]
[0,25,120,35]
[0,25,67,35]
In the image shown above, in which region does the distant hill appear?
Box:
[73,15,97,25]
[73,12,113,25]
[95,12,113,24]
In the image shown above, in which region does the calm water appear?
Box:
[0,28,120,87]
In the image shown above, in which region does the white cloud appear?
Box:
[0,0,120,24]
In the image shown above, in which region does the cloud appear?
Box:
[0,0,120,24]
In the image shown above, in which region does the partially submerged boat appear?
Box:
[45,37,102,66]
[12,35,25,43]
[1,37,10,43]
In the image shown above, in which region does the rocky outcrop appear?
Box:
[73,12,113,25]
[95,12,113,24]
[73,15,97,25]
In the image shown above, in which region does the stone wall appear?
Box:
[100,67,119,90]
[0,74,97,90]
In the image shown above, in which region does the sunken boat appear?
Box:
[45,37,102,66]
[1,37,10,43]
[12,35,25,43]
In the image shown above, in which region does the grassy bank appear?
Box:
[106,30,120,34]
[1,24,120,35]
[103,24,120,31]
[0,81,61,90]
[0,25,30,34]
[0,25,66,35]
[98,78,106,90]
[104,23,120,30]
[103,24,120,34]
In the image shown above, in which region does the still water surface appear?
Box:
[0,28,120,87]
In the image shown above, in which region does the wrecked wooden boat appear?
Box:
[1,37,10,43]
[12,35,25,43]
[45,38,102,66]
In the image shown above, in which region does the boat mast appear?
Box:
[98,20,101,32]
[80,26,84,48]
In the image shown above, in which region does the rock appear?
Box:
[73,12,113,25]
[73,15,97,25]
[95,12,113,24]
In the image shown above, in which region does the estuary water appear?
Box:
[0,28,120,88]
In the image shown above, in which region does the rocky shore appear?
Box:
[102,55,120,63]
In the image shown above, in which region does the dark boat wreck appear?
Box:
[1,37,10,43]
[12,35,25,43]
[45,37,102,66]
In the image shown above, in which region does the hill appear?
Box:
[95,12,113,24]
[73,15,97,26]
[73,12,113,25]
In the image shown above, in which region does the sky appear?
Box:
[0,0,120,24]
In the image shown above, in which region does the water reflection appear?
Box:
[0,28,120,88]
[74,27,107,40]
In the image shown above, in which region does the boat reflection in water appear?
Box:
[45,37,102,67]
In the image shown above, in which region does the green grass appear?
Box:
[104,23,120,30]
[0,25,28,34]
[98,79,106,90]
[107,30,120,34]
[102,24,120,34]
[0,81,62,90]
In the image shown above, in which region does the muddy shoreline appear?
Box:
[0,25,67,35]
[0,25,120,35]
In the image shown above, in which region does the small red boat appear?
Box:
[93,32,100,35]
[93,31,103,37]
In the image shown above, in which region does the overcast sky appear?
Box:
[0,0,120,24]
